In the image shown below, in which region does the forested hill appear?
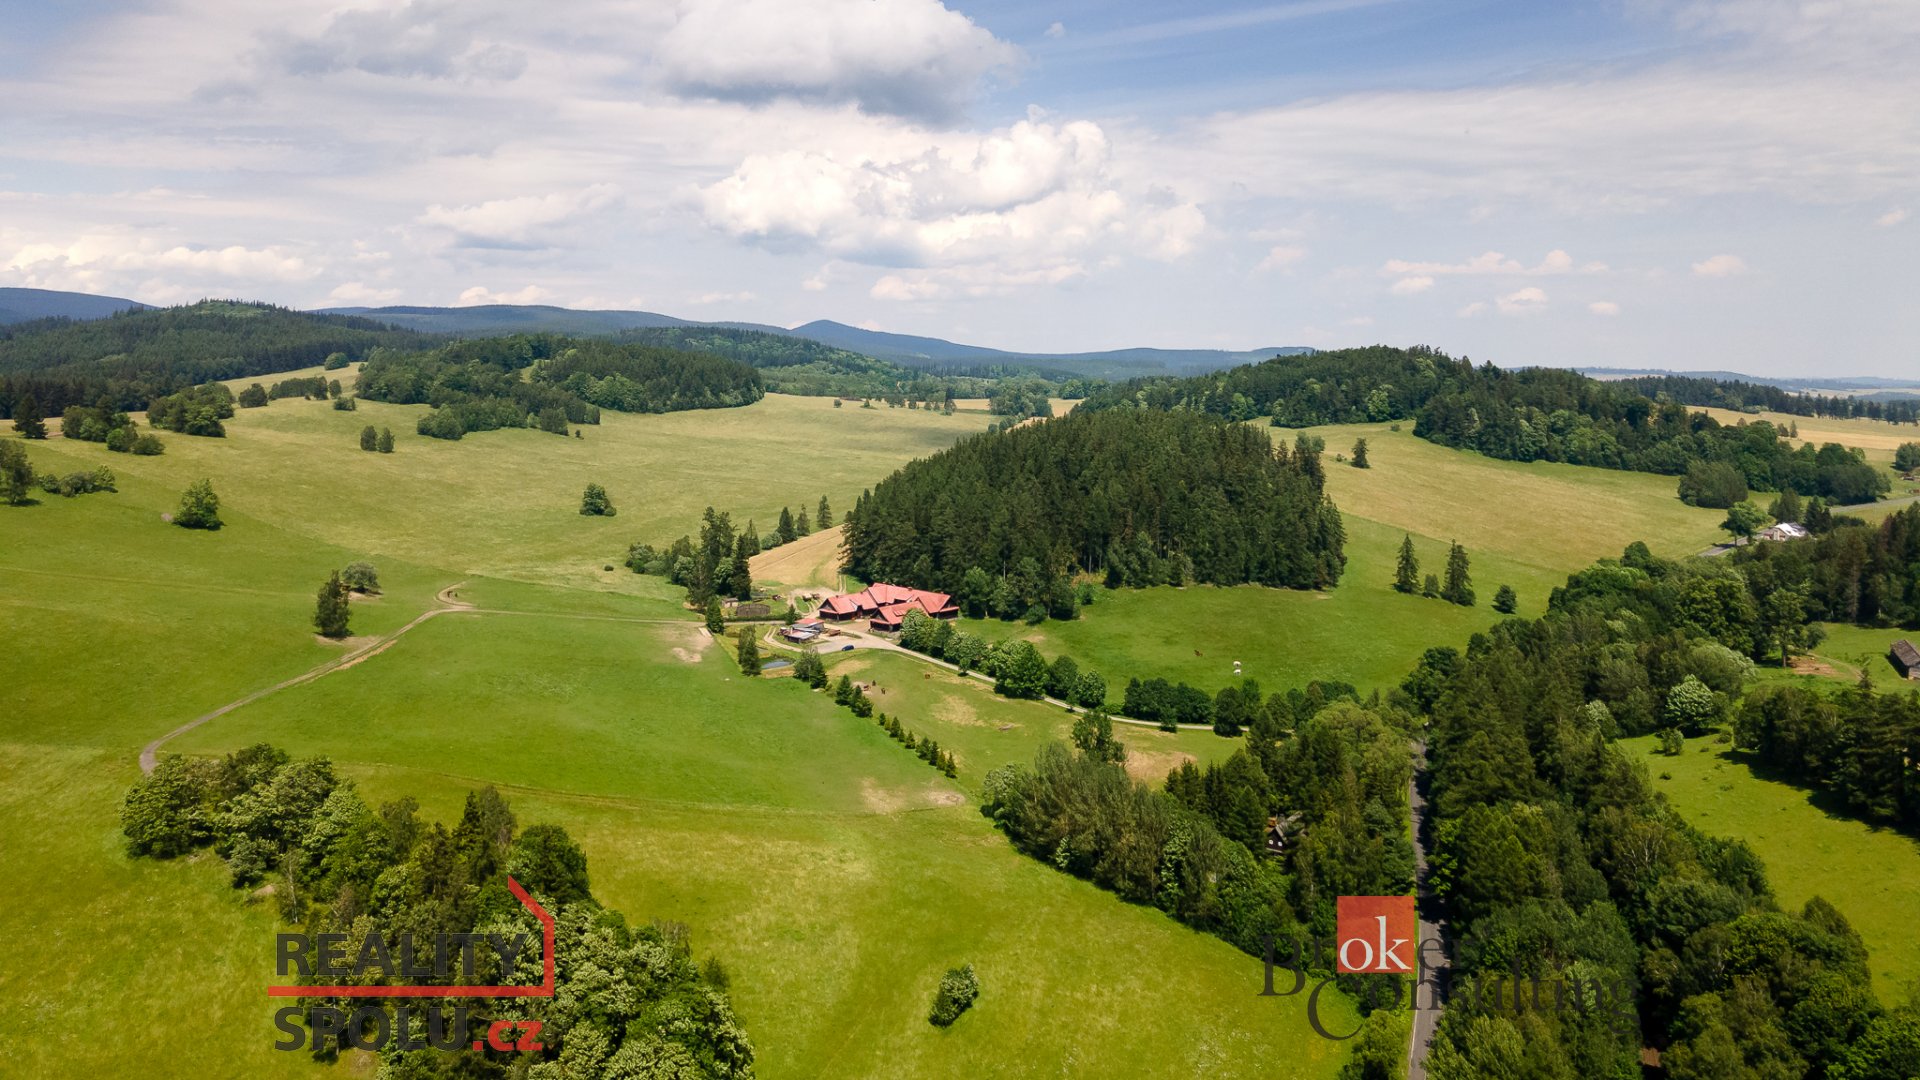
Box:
[843,409,1346,606]
[356,334,763,440]
[1076,346,1898,502]
[0,300,440,417]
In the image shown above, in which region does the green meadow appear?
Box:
[1621,734,1920,997]
[1,400,1352,1079]
[966,422,1726,694]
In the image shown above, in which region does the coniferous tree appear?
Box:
[1394,534,1419,593]
[376,428,394,453]
[1493,584,1517,614]
[736,628,761,676]
[704,597,724,634]
[174,479,222,530]
[1421,573,1440,599]
[359,425,377,451]
[776,507,795,544]
[1441,541,1474,606]
[313,571,351,638]
[1768,487,1803,524]
[796,505,811,536]
[0,440,34,504]
[728,533,754,599]
[817,495,833,528]
[13,393,47,438]
[1351,437,1369,468]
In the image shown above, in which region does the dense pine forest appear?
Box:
[356,334,762,439]
[842,409,1346,602]
[1076,346,1900,503]
[0,301,439,417]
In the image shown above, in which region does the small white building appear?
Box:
[1757,522,1810,542]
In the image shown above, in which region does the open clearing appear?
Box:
[1621,734,1920,994]
[750,524,849,593]
[967,424,1726,693]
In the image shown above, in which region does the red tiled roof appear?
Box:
[820,594,863,614]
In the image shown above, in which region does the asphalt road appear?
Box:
[1408,740,1448,1080]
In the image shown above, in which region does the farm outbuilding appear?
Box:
[1892,639,1920,681]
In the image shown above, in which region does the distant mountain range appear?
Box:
[1580,366,1920,395]
[0,287,150,324]
[319,304,1310,378]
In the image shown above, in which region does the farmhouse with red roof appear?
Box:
[817,583,958,631]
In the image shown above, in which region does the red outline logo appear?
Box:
[268,877,556,999]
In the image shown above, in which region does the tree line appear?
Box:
[842,408,1347,611]
[1074,345,1896,505]
[0,301,438,418]
[1612,373,1920,425]
[122,746,754,1076]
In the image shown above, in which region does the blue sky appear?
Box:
[1,0,1914,376]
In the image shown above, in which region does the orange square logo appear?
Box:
[1336,895,1416,974]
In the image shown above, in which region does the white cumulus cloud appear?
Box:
[1589,300,1621,316]
[1692,253,1748,277]
[1389,275,1434,295]
[455,284,553,306]
[1255,244,1309,272]
[1877,208,1909,227]
[1496,286,1548,315]
[655,0,1022,123]
[421,185,621,248]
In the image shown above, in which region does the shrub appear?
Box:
[376,428,394,453]
[174,479,222,530]
[341,562,380,594]
[332,395,356,411]
[928,964,979,1026]
[580,483,616,516]
[131,434,165,455]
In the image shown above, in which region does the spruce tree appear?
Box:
[1351,437,1369,468]
[736,628,761,675]
[12,394,47,439]
[796,505,811,536]
[1493,584,1517,614]
[1441,541,1474,606]
[0,440,35,504]
[728,534,754,599]
[704,597,725,634]
[1422,573,1440,599]
[376,428,394,453]
[818,495,833,528]
[776,507,795,544]
[313,571,351,638]
[1394,534,1419,593]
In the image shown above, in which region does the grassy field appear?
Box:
[1620,734,1920,997]
[965,423,1726,694]
[750,524,850,593]
[1,398,1354,1079]
[1694,406,1920,470]
[57,381,993,588]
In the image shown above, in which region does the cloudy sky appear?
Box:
[2,0,1915,375]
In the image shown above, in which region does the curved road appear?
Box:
[757,623,1221,732]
